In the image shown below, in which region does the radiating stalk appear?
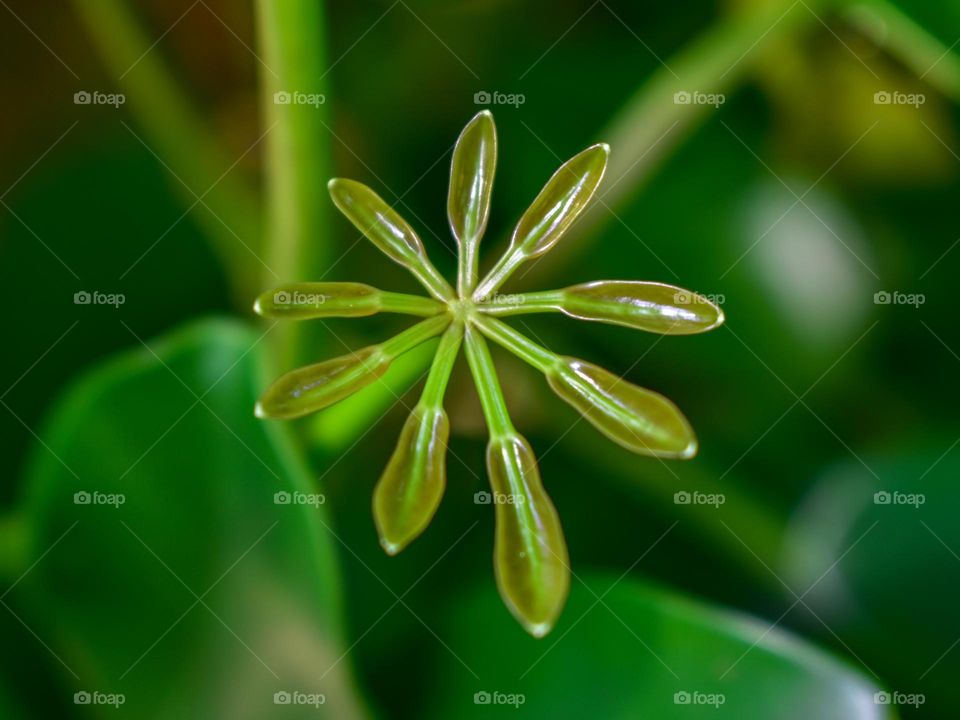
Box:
[463,326,569,638]
[477,282,724,335]
[254,282,444,319]
[374,323,463,554]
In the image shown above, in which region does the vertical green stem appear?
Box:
[255,0,331,365]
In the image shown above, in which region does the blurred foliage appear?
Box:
[1,0,959,717]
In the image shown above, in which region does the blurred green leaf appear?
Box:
[424,574,886,719]
[784,439,960,718]
[16,319,368,719]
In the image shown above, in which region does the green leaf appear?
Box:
[328,178,453,300]
[424,574,885,719]
[549,281,724,334]
[547,357,698,459]
[449,110,497,296]
[474,143,609,299]
[253,282,443,319]
[785,440,960,716]
[16,319,368,719]
[487,434,570,639]
[256,315,449,420]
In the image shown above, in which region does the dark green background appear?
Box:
[1,0,957,717]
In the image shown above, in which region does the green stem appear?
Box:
[462,325,514,437]
[72,0,262,303]
[476,290,565,317]
[473,249,526,302]
[420,322,464,407]
[378,292,446,317]
[255,0,331,365]
[472,316,558,374]
[379,316,451,359]
[457,239,479,299]
[847,0,960,101]
[412,259,456,303]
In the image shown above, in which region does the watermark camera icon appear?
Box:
[74,291,91,305]
[474,691,491,705]
[274,491,291,505]
[674,491,691,505]
[674,691,691,704]
[74,691,91,705]
[474,490,491,505]
[874,491,891,505]
[673,91,691,105]
[474,91,491,104]
[274,691,291,705]
[74,491,91,505]
[274,291,291,305]
[274,91,292,105]
[74,91,92,105]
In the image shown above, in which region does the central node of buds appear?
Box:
[447,298,474,323]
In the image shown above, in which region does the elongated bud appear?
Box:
[255,347,389,420]
[449,111,497,295]
[559,281,724,334]
[546,357,697,459]
[374,405,449,554]
[329,179,425,265]
[328,179,453,299]
[475,144,608,299]
[487,434,569,638]
[254,282,443,319]
[254,282,379,319]
[256,316,449,420]
[511,144,609,260]
[449,110,497,248]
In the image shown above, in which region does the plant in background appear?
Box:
[254,111,724,637]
